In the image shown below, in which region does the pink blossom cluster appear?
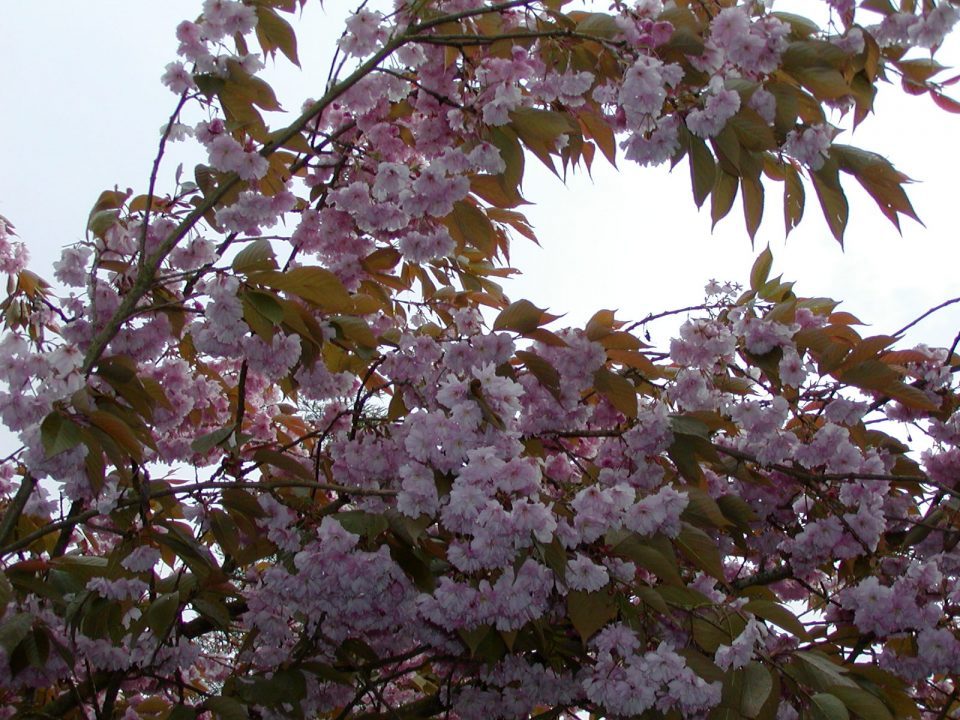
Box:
[0,218,28,276]
[3,1,960,717]
[582,626,721,716]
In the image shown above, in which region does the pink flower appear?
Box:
[160,62,195,94]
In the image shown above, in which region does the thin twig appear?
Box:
[893,295,960,337]
[0,478,395,557]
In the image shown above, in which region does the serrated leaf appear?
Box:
[772,12,821,36]
[191,426,235,455]
[743,600,809,640]
[41,412,82,458]
[741,662,773,718]
[675,524,725,580]
[688,131,716,208]
[87,209,120,240]
[255,5,300,66]
[593,368,637,417]
[575,12,620,39]
[448,200,497,256]
[457,625,491,657]
[167,705,198,720]
[331,316,378,349]
[147,592,180,637]
[794,651,857,690]
[811,160,848,244]
[712,171,739,228]
[335,511,389,539]
[585,309,616,341]
[516,350,562,401]
[0,572,13,609]
[494,299,550,333]
[207,696,249,720]
[486,126,525,198]
[0,614,32,654]
[750,247,773,292]
[829,685,893,720]
[88,410,145,462]
[192,596,233,631]
[232,239,277,273]
[243,290,284,325]
[784,162,805,235]
[567,590,618,643]
[742,175,765,241]
[613,533,683,586]
[684,487,732,529]
[253,448,313,481]
[250,267,353,313]
[811,693,850,720]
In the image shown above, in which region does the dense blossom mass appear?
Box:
[2,0,960,718]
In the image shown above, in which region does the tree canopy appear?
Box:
[2,1,960,718]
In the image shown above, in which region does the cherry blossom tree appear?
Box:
[3,1,960,718]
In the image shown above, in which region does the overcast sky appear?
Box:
[2,1,959,352]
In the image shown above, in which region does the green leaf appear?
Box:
[750,247,773,292]
[829,685,893,720]
[191,426,235,455]
[810,693,850,720]
[783,41,847,71]
[832,145,918,231]
[0,572,13,609]
[683,487,732,529]
[87,209,119,240]
[516,350,562,401]
[448,200,496,256]
[612,533,683,586]
[793,67,850,101]
[740,662,774,718]
[192,596,233,631]
[687,131,716,208]
[486,126,525,198]
[567,590,618,643]
[167,706,198,720]
[772,12,821,36]
[574,12,620,39]
[743,600,809,640]
[793,651,857,691]
[335,511,389,539]
[784,162,805,235]
[207,696,249,720]
[243,290,284,325]
[509,108,577,173]
[253,448,313,481]
[255,5,300,66]
[147,592,181,637]
[458,624,492,657]
[711,171,739,229]
[226,60,281,111]
[494,299,550,333]
[717,495,758,529]
[656,585,713,609]
[331,316,378,349]
[593,368,638,418]
[250,267,354,313]
[0,614,32,654]
[674,524,725,581]
[41,412,82,458]
[232,239,278,273]
[742,175,764,242]
[88,410,147,462]
[811,159,848,244]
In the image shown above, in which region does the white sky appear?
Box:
[1,1,959,354]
